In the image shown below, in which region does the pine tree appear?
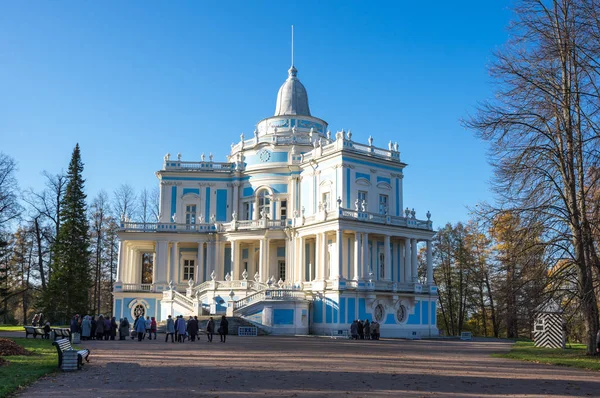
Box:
[42,144,91,323]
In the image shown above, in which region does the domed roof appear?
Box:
[274,65,311,117]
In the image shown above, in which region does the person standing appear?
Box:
[144,316,152,340]
[150,317,157,340]
[165,315,175,343]
[96,315,105,340]
[110,317,118,340]
[90,316,97,340]
[176,315,186,343]
[32,313,40,327]
[363,319,371,340]
[119,318,130,340]
[187,316,199,342]
[350,320,358,340]
[357,319,364,340]
[135,314,146,341]
[81,316,91,340]
[104,316,111,340]
[218,315,229,343]
[38,313,44,326]
[206,317,215,342]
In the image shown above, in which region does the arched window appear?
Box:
[256,189,271,219]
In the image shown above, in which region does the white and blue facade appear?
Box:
[113,61,438,338]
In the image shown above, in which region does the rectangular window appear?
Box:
[379,194,388,215]
[185,204,197,224]
[183,259,195,281]
[280,200,287,220]
[322,192,330,210]
[379,253,385,279]
[243,202,251,220]
[278,260,286,281]
[141,253,154,284]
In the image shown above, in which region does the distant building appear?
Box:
[113,59,438,338]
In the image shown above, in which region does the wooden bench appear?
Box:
[52,338,90,369]
[24,326,47,338]
[52,328,71,340]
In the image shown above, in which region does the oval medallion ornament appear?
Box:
[374,304,384,322]
[396,305,407,323]
[258,149,271,162]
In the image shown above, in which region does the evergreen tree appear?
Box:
[41,144,91,323]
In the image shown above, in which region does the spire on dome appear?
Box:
[274,26,311,117]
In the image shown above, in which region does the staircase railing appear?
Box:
[171,290,194,312]
[234,289,307,311]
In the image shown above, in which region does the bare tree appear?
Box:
[113,184,137,222]
[150,186,160,222]
[138,188,151,224]
[90,191,109,314]
[0,153,21,228]
[465,0,600,353]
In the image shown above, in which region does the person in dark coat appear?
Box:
[104,317,111,340]
[110,317,118,340]
[357,319,364,340]
[119,318,130,340]
[363,319,371,340]
[218,315,229,343]
[70,315,80,334]
[43,321,51,339]
[187,316,199,342]
[206,317,215,342]
[90,316,97,340]
[96,315,105,340]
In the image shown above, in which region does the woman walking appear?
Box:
[81,316,91,340]
[218,315,229,343]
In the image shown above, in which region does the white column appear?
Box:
[297,236,305,282]
[196,242,204,283]
[152,252,157,285]
[322,233,329,280]
[426,240,433,285]
[411,239,418,282]
[259,238,266,282]
[384,235,391,281]
[206,238,214,280]
[156,240,168,284]
[231,240,239,280]
[353,232,361,280]
[170,242,179,284]
[233,183,239,219]
[332,229,343,279]
[362,232,369,278]
[404,238,412,283]
[116,241,124,282]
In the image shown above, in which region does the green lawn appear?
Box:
[494,341,600,371]
[0,338,58,397]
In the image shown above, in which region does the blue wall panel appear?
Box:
[325,301,332,323]
[345,168,351,207]
[277,247,286,257]
[271,183,288,193]
[171,187,177,220]
[273,309,294,325]
[243,186,254,197]
[385,313,395,325]
[395,178,400,216]
[422,301,429,325]
[115,299,122,320]
[356,172,371,181]
[205,187,210,219]
[432,301,437,326]
[182,188,200,196]
[340,297,346,324]
[407,301,421,325]
[216,189,227,221]
[224,247,231,276]
[313,297,323,323]
[358,298,372,321]
[377,176,391,184]
[347,297,356,323]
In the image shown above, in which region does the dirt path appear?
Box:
[12,334,600,397]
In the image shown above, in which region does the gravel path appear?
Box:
[10,333,600,397]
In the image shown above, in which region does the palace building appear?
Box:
[112,58,439,338]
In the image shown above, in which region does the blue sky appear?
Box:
[0,1,512,226]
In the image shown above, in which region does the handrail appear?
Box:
[234,289,306,311]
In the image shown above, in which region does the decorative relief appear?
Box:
[162,181,182,186]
